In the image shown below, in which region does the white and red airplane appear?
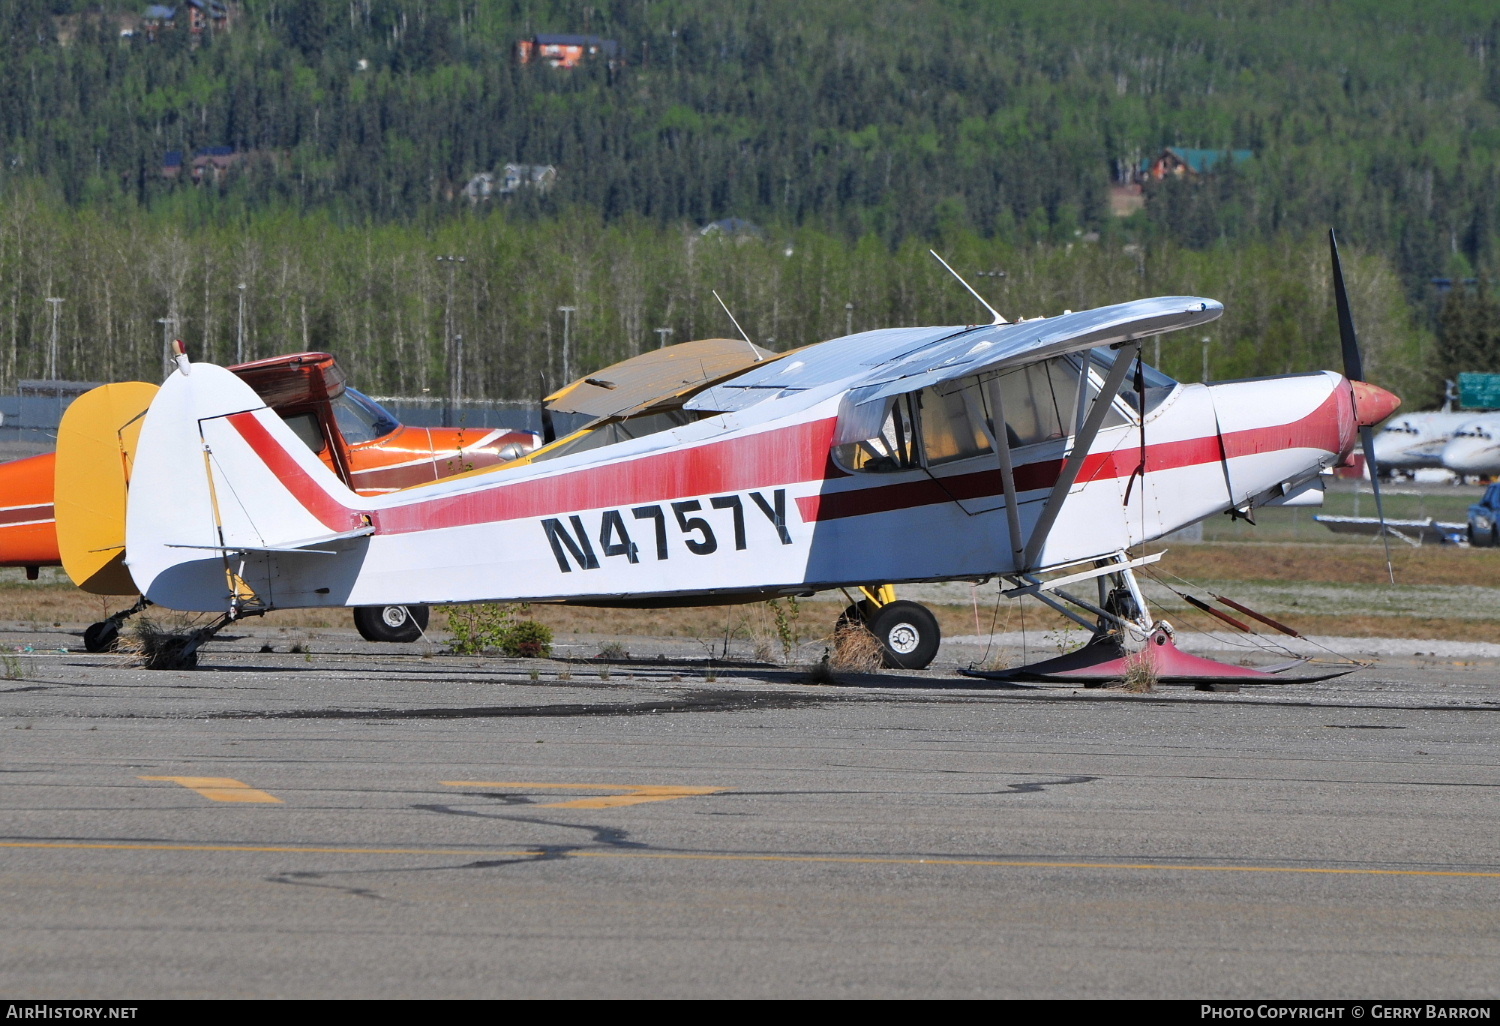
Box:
[118,235,1399,681]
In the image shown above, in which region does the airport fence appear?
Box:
[0,383,592,451]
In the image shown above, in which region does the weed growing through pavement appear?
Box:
[766,597,803,661]
[118,617,206,670]
[830,620,883,672]
[445,603,553,657]
[597,640,628,661]
[1122,650,1158,693]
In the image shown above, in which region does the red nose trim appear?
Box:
[1351,381,1401,427]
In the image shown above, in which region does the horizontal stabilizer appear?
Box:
[167,524,375,556]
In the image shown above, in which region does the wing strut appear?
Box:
[981,377,1025,568]
[1020,342,1140,570]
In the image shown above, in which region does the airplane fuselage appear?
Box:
[1441,413,1500,476]
[124,361,1362,613]
[1372,411,1470,471]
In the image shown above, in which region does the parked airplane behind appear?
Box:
[0,352,540,644]
[1441,413,1500,477]
[1370,410,1472,475]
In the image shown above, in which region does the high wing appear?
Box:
[546,337,776,420]
[686,297,1222,424]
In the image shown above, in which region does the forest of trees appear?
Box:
[1,0,1499,404]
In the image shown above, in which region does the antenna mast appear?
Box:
[713,289,762,361]
[929,250,1007,325]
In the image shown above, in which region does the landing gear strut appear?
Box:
[839,587,942,669]
[963,553,1354,686]
[83,596,152,653]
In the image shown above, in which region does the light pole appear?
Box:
[845,301,854,336]
[452,334,464,406]
[654,326,673,349]
[436,255,465,423]
[1201,336,1210,383]
[557,305,577,383]
[157,317,177,379]
[235,283,247,364]
[44,297,63,380]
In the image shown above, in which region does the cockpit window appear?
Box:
[835,395,919,472]
[333,388,400,445]
[1083,347,1177,417]
[529,407,703,464]
[838,355,1144,473]
[281,411,326,453]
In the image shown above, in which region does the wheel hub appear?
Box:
[886,622,920,655]
[381,606,409,628]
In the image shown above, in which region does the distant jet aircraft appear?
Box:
[1441,413,1500,478]
[1370,410,1471,476]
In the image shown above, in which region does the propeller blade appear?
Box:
[1332,228,1394,583]
[1360,423,1395,585]
[1329,229,1364,383]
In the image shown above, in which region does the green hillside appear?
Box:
[0,0,1496,398]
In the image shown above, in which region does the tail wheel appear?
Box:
[866,600,941,670]
[353,604,430,643]
[83,620,120,653]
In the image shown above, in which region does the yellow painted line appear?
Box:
[1,840,1498,879]
[138,776,283,804]
[441,781,728,809]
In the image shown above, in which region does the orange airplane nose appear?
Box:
[1351,380,1401,427]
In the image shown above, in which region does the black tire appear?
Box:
[353,604,430,643]
[83,620,119,653]
[866,600,941,670]
[835,601,876,631]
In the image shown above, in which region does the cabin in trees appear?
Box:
[699,218,765,239]
[161,147,285,184]
[1108,146,1254,216]
[515,34,621,69]
[163,147,239,183]
[1140,147,1253,181]
[462,165,557,202]
[141,1,232,38]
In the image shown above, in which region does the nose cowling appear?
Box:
[1351,380,1401,427]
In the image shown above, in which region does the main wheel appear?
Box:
[353,604,430,643]
[866,600,941,670]
[83,620,119,653]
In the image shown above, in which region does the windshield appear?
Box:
[1080,347,1177,417]
[333,388,400,444]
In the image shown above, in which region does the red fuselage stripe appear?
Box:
[0,504,54,527]
[225,387,1346,534]
[225,413,365,533]
[798,387,1347,522]
[370,418,840,535]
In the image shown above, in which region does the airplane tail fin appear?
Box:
[126,363,370,610]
